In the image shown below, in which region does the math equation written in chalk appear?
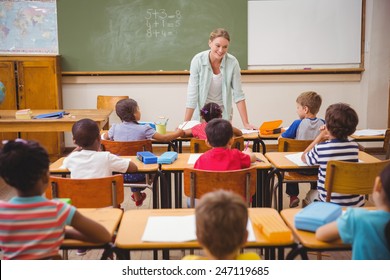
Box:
[145,9,182,38]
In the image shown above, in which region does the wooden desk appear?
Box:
[280,208,350,259]
[350,129,385,142]
[50,156,161,208]
[243,131,280,154]
[0,109,111,132]
[61,208,123,259]
[159,153,272,208]
[114,208,294,260]
[265,151,381,211]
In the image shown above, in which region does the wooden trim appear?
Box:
[62,73,362,84]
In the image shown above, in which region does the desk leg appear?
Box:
[174,171,183,208]
[286,244,308,260]
[266,168,283,210]
[254,169,267,207]
[152,172,160,209]
[158,170,171,208]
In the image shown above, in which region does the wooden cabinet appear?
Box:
[0,55,64,159]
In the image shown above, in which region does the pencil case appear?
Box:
[136,151,158,164]
[294,202,342,232]
[157,151,178,164]
[251,215,292,243]
[33,111,65,119]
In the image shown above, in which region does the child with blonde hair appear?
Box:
[183,190,261,260]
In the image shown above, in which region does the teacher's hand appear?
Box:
[243,123,257,130]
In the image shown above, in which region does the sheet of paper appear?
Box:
[240,128,258,134]
[142,215,196,242]
[187,154,202,164]
[141,215,256,243]
[353,129,386,136]
[285,152,308,166]
[178,120,201,130]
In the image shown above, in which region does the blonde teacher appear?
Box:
[184,28,256,130]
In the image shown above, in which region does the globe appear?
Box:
[0,81,5,105]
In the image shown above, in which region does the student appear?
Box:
[182,190,261,260]
[316,163,390,260]
[62,118,138,255]
[182,102,243,139]
[0,139,111,260]
[280,91,324,208]
[194,118,256,170]
[301,103,363,206]
[102,98,185,205]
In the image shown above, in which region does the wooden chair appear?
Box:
[96,95,129,130]
[190,136,245,153]
[46,174,123,259]
[100,139,153,189]
[272,138,318,210]
[190,138,211,153]
[324,159,390,202]
[183,167,257,207]
[46,174,124,208]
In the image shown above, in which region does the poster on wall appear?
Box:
[0,0,58,54]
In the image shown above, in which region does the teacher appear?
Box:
[184,28,256,130]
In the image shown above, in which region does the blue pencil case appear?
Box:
[33,111,65,119]
[157,151,178,164]
[294,202,342,232]
[136,151,158,164]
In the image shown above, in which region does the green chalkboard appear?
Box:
[57,0,247,73]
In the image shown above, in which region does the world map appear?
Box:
[0,0,58,54]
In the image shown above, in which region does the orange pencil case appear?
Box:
[259,120,283,135]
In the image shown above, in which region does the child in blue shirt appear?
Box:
[280,91,324,208]
[316,162,390,260]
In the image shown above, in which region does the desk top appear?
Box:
[0,109,111,132]
[265,151,380,170]
[115,208,294,250]
[159,153,272,171]
[243,131,280,140]
[50,155,159,174]
[62,208,123,247]
[280,208,347,250]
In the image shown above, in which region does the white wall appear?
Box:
[61,0,390,147]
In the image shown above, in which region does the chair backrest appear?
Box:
[232,136,245,151]
[190,138,211,153]
[278,138,313,152]
[96,95,129,110]
[183,167,257,207]
[383,128,390,159]
[96,95,129,129]
[324,159,390,202]
[46,174,124,208]
[190,136,245,153]
[100,139,153,155]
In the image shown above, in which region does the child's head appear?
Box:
[195,190,248,259]
[200,102,222,122]
[325,103,358,140]
[0,139,49,194]
[296,91,322,118]
[72,118,100,149]
[115,98,140,123]
[205,118,233,147]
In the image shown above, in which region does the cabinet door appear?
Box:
[0,61,18,140]
[16,58,64,158]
